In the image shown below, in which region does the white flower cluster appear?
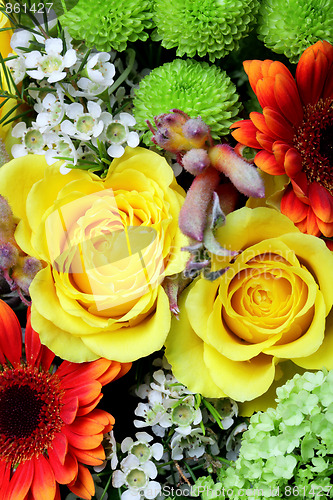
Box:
[6,28,140,170]
[133,359,220,461]
[112,432,163,500]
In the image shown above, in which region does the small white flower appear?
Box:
[11,122,46,157]
[121,432,163,464]
[10,30,33,54]
[43,132,77,168]
[61,101,103,141]
[34,89,65,132]
[25,38,77,83]
[112,456,161,500]
[5,54,26,84]
[94,430,118,473]
[98,111,139,158]
[86,52,115,84]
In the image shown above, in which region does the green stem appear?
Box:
[108,49,136,96]
[100,474,112,500]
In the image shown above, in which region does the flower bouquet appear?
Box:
[0,0,332,498]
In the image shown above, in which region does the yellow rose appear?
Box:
[165,207,333,414]
[0,148,188,362]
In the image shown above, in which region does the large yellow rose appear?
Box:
[165,207,333,414]
[0,148,188,362]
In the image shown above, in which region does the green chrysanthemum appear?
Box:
[60,0,153,52]
[133,59,241,144]
[152,0,260,62]
[257,0,333,63]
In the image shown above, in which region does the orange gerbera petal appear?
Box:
[48,448,78,485]
[76,394,103,417]
[305,207,321,236]
[0,300,22,365]
[250,112,275,138]
[308,182,333,223]
[230,119,261,148]
[296,41,333,105]
[255,150,285,175]
[69,445,105,466]
[68,464,95,500]
[256,76,278,109]
[102,360,132,384]
[263,107,295,141]
[31,455,56,500]
[284,148,303,178]
[243,60,273,92]
[274,73,304,126]
[291,173,310,202]
[317,218,333,238]
[25,311,55,371]
[50,433,68,466]
[60,396,79,425]
[6,461,34,500]
[68,415,106,436]
[256,132,274,151]
[63,426,104,450]
[61,381,102,407]
[281,187,308,223]
[272,141,290,169]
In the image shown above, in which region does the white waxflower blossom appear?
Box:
[11,122,46,157]
[98,112,140,158]
[86,52,115,84]
[10,30,33,53]
[61,101,104,141]
[5,54,26,84]
[170,396,203,436]
[43,131,77,170]
[121,432,163,465]
[203,398,238,430]
[113,455,161,500]
[34,90,65,132]
[25,38,77,83]
[170,427,219,461]
[225,422,248,461]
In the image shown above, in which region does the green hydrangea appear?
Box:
[213,370,333,498]
[257,0,333,63]
[152,0,260,62]
[133,59,241,144]
[60,0,153,52]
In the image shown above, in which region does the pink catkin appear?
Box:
[178,167,220,241]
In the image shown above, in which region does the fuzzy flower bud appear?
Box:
[0,242,19,269]
[12,256,43,295]
[182,148,210,176]
[0,195,15,238]
[182,118,211,148]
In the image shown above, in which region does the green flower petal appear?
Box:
[133,59,241,144]
[152,0,260,62]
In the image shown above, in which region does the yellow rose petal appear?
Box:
[81,287,171,362]
[204,345,276,401]
[263,292,326,358]
[292,310,333,370]
[31,304,98,362]
[165,286,225,398]
[207,298,282,361]
[185,278,220,343]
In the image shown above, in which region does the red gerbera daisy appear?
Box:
[0,300,131,500]
[231,40,333,238]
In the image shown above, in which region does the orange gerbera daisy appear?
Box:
[0,300,131,500]
[231,40,333,238]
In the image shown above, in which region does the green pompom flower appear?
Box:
[60,0,153,52]
[133,59,241,144]
[257,0,333,63]
[152,0,260,62]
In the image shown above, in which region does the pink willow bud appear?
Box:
[182,148,210,176]
[0,195,15,238]
[12,256,43,295]
[0,242,19,269]
[208,144,265,198]
[146,110,211,153]
[178,167,220,241]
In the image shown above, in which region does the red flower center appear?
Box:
[294,97,333,195]
[0,365,64,464]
